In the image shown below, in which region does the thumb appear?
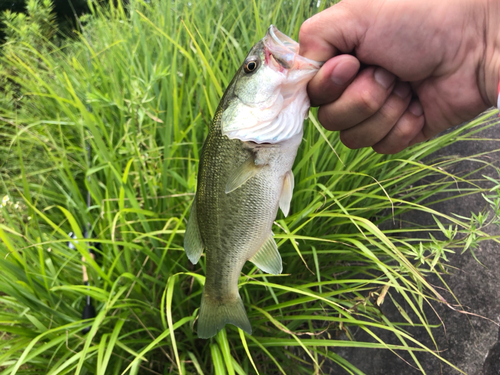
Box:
[299,1,368,61]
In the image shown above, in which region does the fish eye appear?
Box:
[243,59,259,74]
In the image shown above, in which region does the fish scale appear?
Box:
[184,25,321,338]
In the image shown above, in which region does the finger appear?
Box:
[299,1,366,61]
[317,67,396,131]
[339,81,412,149]
[308,55,360,106]
[372,100,425,154]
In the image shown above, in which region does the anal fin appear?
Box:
[249,234,282,275]
[184,199,204,264]
[279,170,294,217]
[225,156,262,194]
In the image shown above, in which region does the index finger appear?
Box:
[298,2,364,61]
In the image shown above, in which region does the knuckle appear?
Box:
[298,20,316,45]
[298,21,311,40]
[356,89,383,116]
[394,114,425,141]
[317,106,337,131]
[373,144,403,155]
[373,114,425,154]
[339,130,361,149]
[377,97,408,123]
[392,124,414,142]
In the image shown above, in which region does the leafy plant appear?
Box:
[1,0,57,47]
[0,0,499,374]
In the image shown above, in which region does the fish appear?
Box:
[184,25,321,339]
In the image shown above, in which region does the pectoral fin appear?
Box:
[184,199,204,264]
[279,170,294,217]
[225,157,262,194]
[249,234,282,275]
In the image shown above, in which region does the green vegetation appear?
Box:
[0,0,91,43]
[0,0,499,373]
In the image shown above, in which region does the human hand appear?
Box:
[299,0,499,154]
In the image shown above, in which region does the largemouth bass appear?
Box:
[184,25,321,339]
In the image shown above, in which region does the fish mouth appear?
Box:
[268,25,299,55]
[264,25,322,71]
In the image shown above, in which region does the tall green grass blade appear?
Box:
[0,0,498,374]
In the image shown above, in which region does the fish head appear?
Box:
[221,25,322,144]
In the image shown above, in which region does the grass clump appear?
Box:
[0,0,499,373]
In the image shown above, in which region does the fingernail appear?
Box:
[331,60,358,86]
[409,101,423,116]
[393,81,411,98]
[374,67,395,89]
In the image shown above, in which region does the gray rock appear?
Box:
[483,327,500,375]
[331,114,500,374]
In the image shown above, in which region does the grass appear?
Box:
[0,0,500,373]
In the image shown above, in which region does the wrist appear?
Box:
[483,0,500,108]
[497,81,500,109]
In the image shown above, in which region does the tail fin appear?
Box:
[197,289,252,339]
